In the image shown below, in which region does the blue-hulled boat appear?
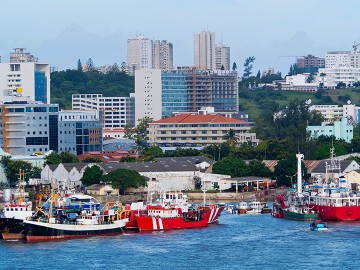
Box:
[310,221,329,231]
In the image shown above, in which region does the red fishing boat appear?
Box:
[135,205,210,231]
[121,191,224,230]
[306,148,360,221]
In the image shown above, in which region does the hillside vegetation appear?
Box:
[50,70,134,109]
[240,88,360,120]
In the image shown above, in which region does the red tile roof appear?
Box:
[151,114,246,124]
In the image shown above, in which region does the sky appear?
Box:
[1,0,359,75]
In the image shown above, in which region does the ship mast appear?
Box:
[296,153,304,193]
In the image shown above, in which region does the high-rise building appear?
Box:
[0,49,50,103]
[135,69,238,123]
[215,43,230,70]
[152,40,173,70]
[127,36,173,75]
[194,31,216,70]
[72,94,135,128]
[135,69,162,124]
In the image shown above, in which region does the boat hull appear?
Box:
[201,205,225,224]
[0,218,25,239]
[136,214,209,231]
[1,232,25,240]
[308,204,360,221]
[24,220,126,242]
[283,210,318,221]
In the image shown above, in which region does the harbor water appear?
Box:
[1,210,360,269]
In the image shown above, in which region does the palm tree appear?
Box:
[224,129,238,147]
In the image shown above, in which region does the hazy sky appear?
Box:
[1,0,359,75]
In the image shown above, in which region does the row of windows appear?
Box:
[27,131,48,135]
[157,124,249,128]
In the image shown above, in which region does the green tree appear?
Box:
[243,56,256,79]
[224,129,238,147]
[0,156,33,185]
[306,74,315,83]
[232,62,237,71]
[44,151,79,165]
[81,165,104,187]
[124,116,153,141]
[165,147,201,157]
[111,62,119,72]
[274,156,297,186]
[30,167,42,179]
[81,156,103,163]
[77,59,83,71]
[247,160,272,177]
[212,156,248,177]
[119,156,137,162]
[221,65,225,70]
[86,58,95,71]
[141,146,164,159]
[102,169,145,194]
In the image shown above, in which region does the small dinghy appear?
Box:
[310,220,329,231]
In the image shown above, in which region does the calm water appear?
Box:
[1,210,360,270]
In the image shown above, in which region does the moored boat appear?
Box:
[281,153,319,221]
[236,202,248,214]
[135,206,210,231]
[283,205,318,221]
[0,170,33,240]
[24,192,128,242]
[305,148,360,221]
[246,201,262,214]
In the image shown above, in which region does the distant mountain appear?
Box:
[50,70,134,109]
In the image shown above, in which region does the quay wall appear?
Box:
[92,189,286,205]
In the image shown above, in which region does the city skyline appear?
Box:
[0,0,359,75]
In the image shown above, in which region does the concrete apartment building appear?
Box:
[147,112,259,147]
[0,48,50,103]
[127,36,173,75]
[135,69,238,124]
[72,94,135,129]
[152,40,173,70]
[307,117,353,143]
[309,103,358,125]
[296,54,325,74]
[194,31,216,70]
[215,43,230,70]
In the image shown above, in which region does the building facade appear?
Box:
[147,112,259,147]
[215,43,230,70]
[317,66,360,88]
[0,101,103,156]
[0,62,50,104]
[10,48,38,63]
[194,31,216,70]
[306,117,354,143]
[152,40,173,70]
[58,110,102,155]
[135,69,238,122]
[0,102,59,155]
[309,104,358,125]
[72,94,135,128]
[127,36,173,75]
